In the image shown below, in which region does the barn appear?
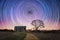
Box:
[14,26,26,32]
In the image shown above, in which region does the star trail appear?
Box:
[0,0,60,30]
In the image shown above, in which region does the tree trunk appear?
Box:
[35,27,38,31]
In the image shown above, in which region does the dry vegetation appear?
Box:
[0,32,26,40]
[0,30,60,40]
[31,30,60,40]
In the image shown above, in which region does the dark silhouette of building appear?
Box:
[14,26,26,32]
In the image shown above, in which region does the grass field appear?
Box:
[0,32,26,40]
[32,32,60,40]
[0,31,60,40]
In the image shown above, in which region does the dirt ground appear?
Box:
[24,33,39,40]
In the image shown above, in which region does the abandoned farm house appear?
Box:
[14,26,26,32]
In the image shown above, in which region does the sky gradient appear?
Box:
[0,0,60,30]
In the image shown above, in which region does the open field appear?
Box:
[0,30,60,40]
[31,30,60,40]
[31,32,60,40]
[0,32,26,40]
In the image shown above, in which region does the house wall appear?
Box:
[14,26,26,32]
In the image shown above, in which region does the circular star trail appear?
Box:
[0,0,60,30]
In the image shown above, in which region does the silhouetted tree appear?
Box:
[31,19,44,30]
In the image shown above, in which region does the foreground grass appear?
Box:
[0,31,60,40]
[32,32,60,40]
[0,32,26,40]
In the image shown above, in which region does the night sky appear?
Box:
[0,0,60,30]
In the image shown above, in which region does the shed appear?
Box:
[14,26,26,32]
